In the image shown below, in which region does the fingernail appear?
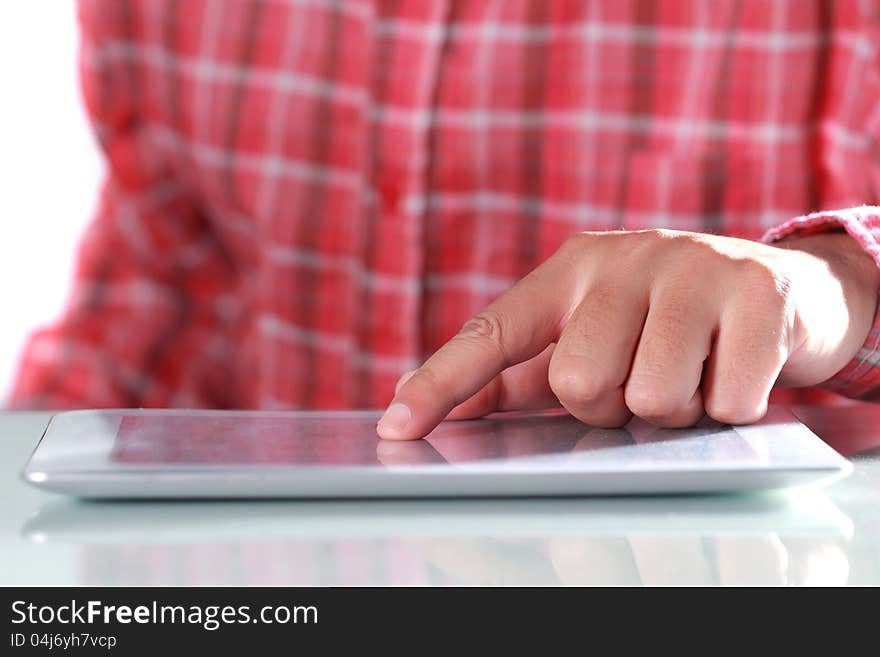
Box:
[377,402,411,438]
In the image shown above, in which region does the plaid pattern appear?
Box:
[11,0,880,410]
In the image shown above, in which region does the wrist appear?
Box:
[775,231,880,383]
[776,231,880,294]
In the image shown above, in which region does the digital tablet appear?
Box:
[21,407,852,499]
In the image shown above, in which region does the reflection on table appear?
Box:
[22,488,856,586]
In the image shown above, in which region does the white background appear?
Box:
[0,3,103,403]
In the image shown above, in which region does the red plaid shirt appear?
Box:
[11,0,880,410]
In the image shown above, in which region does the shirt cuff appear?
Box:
[761,205,880,268]
[762,206,880,398]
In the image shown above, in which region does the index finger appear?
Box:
[377,261,573,440]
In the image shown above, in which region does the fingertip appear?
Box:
[376,401,413,440]
[383,358,502,440]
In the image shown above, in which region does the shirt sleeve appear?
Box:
[762,205,880,400]
[8,1,241,409]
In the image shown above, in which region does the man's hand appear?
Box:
[377,229,880,439]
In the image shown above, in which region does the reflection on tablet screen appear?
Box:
[109,411,757,468]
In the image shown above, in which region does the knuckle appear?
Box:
[459,312,502,338]
[555,232,595,263]
[635,228,693,253]
[618,228,668,255]
[760,279,793,317]
[556,229,674,274]
[405,366,441,391]
[640,227,680,242]
[458,312,505,346]
[562,232,593,251]
[403,366,471,407]
[728,262,795,334]
[633,229,714,271]
[560,229,648,254]
[394,369,417,392]
[549,367,610,405]
[624,383,682,420]
[736,259,790,301]
[704,399,764,425]
[455,311,511,368]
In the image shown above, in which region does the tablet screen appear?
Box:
[107,410,753,468]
